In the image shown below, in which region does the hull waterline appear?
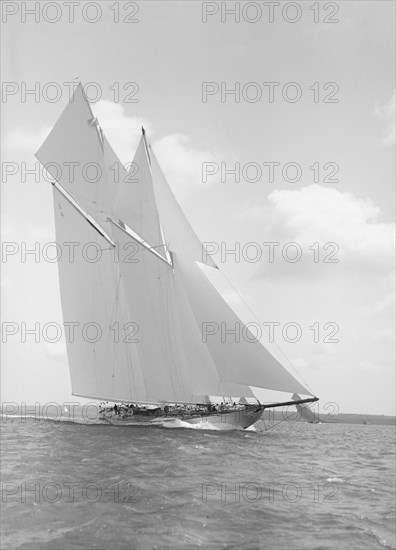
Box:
[100,405,265,430]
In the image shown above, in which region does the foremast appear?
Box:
[35,82,318,412]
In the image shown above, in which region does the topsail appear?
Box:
[35,84,314,410]
[36,84,121,234]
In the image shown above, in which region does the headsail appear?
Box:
[109,223,253,402]
[53,185,254,403]
[38,86,315,408]
[292,393,319,422]
[174,254,311,396]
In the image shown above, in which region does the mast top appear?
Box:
[141,126,145,136]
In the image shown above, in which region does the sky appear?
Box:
[1,0,395,415]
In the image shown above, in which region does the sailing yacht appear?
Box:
[292,394,321,423]
[35,83,318,430]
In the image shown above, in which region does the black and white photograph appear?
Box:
[1,1,395,549]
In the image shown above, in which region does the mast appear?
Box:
[35,83,317,407]
[113,130,167,257]
[141,125,151,165]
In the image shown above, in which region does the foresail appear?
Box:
[109,224,253,402]
[209,382,255,399]
[292,393,317,421]
[149,146,217,268]
[172,254,254,399]
[45,87,312,407]
[174,254,311,396]
[114,136,166,257]
[53,186,147,403]
[36,83,121,232]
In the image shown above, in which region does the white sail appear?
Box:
[52,186,148,402]
[114,136,166,256]
[213,383,255,399]
[40,87,315,413]
[174,254,311,396]
[36,83,122,232]
[109,223,253,402]
[171,249,255,399]
[292,393,318,422]
[149,146,217,268]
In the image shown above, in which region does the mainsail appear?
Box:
[52,186,146,403]
[36,85,313,406]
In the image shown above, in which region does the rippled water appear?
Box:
[1,417,395,549]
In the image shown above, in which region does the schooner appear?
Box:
[35,83,318,430]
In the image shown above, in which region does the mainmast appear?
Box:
[35,82,318,408]
[141,125,151,165]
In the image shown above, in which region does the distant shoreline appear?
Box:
[1,402,395,427]
[262,410,396,426]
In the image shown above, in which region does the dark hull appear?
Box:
[100,405,264,430]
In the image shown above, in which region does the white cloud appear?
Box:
[3,126,51,157]
[372,328,395,343]
[262,184,394,277]
[92,100,151,165]
[373,292,395,312]
[152,133,219,200]
[0,276,14,291]
[291,357,310,370]
[375,90,395,146]
[93,100,225,200]
[355,292,395,315]
[93,101,221,199]
[4,99,222,203]
[94,101,224,200]
[3,101,146,164]
[45,340,67,359]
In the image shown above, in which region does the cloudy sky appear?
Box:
[1,1,395,415]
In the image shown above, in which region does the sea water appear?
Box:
[1,414,395,549]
